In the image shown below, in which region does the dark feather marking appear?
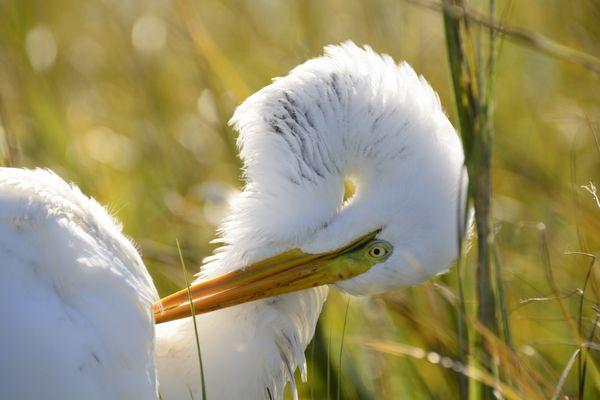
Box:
[269,120,305,185]
[371,112,384,132]
[283,119,325,180]
[301,108,334,175]
[269,88,352,185]
[330,72,342,102]
[282,93,300,124]
[390,147,408,160]
[270,92,332,182]
[367,120,410,160]
[283,94,329,177]
[302,108,316,129]
[280,101,299,125]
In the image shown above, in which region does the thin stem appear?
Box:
[442,1,499,398]
[327,325,331,400]
[405,0,600,75]
[310,339,315,400]
[177,239,208,400]
[337,297,351,400]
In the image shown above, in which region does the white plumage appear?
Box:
[0,42,466,399]
[0,168,157,399]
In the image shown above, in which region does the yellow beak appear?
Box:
[153,230,379,324]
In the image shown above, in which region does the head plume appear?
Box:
[207,41,466,293]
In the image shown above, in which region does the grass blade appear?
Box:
[337,297,351,400]
[177,239,208,400]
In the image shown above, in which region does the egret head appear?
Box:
[155,42,467,323]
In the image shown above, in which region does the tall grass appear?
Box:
[1,0,599,398]
[442,0,500,398]
[439,1,600,399]
[176,239,208,400]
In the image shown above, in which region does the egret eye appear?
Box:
[366,240,392,260]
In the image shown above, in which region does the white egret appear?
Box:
[0,168,158,399]
[0,42,466,399]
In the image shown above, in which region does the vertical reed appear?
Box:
[442,0,500,398]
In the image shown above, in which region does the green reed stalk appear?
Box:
[442,0,500,398]
[177,239,208,400]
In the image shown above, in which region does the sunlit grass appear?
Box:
[1,0,599,398]
[176,239,208,400]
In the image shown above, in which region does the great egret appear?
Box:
[0,42,466,399]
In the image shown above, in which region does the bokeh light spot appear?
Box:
[25,26,57,71]
[131,15,167,55]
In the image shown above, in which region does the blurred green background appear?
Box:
[0,0,599,398]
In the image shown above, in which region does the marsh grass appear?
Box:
[442,0,500,398]
[1,0,599,398]
[337,297,351,400]
[177,239,208,400]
